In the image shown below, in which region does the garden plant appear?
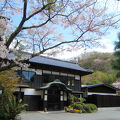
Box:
[65,94,97,113]
[0,69,27,120]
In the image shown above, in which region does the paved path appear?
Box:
[20,107,120,120]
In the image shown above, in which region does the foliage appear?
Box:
[111,33,120,78]
[83,104,98,113]
[79,52,113,73]
[0,69,26,120]
[82,71,116,85]
[0,92,26,120]
[65,107,81,113]
[67,95,97,113]
[0,69,18,92]
[70,103,83,111]
[68,94,77,104]
[65,101,97,113]
[69,94,86,104]
[77,52,117,85]
[86,80,101,85]
[78,97,86,104]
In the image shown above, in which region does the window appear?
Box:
[72,80,74,86]
[22,71,35,82]
[0,90,2,94]
[68,80,71,86]
[64,92,67,101]
[68,77,74,86]
[60,91,64,101]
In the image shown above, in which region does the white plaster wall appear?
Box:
[43,70,51,74]
[22,68,35,72]
[68,74,74,77]
[36,69,42,75]
[75,75,80,80]
[24,89,42,95]
[60,73,67,76]
[52,71,59,75]
[15,88,42,96]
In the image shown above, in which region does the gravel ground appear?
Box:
[20,107,120,120]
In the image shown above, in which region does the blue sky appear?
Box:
[54,29,120,60]
[53,0,120,60]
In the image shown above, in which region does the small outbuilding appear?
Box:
[82,84,120,107]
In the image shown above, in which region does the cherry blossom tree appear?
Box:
[0,0,120,71]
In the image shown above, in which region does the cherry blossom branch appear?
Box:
[6,0,27,48]
[31,30,88,56]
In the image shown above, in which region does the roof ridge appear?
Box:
[39,55,77,65]
[18,52,78,65]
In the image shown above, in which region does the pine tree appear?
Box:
[111,33,120,78]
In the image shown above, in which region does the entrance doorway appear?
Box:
[48,86,60,110]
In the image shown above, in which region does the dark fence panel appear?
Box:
[24,95,43,111]
[86,94,120,107]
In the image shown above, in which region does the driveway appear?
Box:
[20,107,120,120]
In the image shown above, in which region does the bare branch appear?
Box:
[22,15,56,29]
[6,0,27,48]
[0,0,7,12]
[32,30,88,56]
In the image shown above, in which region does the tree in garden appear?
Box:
[78,52,113,73]
[0,69,18,92]
[0,69,26,120]
[81,71,116,85]
[111,33,120,78]
[0,0,120,71]
[77,52,117,85]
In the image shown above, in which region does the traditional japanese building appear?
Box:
[15,56,92,111]
[82,84,120,107]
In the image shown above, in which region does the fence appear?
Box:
[86,94,120,107]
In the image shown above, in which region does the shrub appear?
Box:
[83,104,97,113]
[70,103,83,110]
[0,69,27,120]
[86,80,101,85]
[78,97,86,104]
[0,91,27,120]
[0,92,26,120]
[66,103,97,113]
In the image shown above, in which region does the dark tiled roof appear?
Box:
[82,84,104,88]
[30,56,92,74]
[82,84,119,90]
[7,53,92,74]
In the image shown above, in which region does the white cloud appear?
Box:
[90,38,114,53]
[53,38,114,60]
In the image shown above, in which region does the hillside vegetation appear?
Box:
[78,52,119,85]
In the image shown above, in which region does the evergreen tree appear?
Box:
[111,33,120,78]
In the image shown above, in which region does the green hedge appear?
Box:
[83,104,98,113]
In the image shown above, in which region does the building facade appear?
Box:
[82,84,120,107]
[15,56,92,111]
